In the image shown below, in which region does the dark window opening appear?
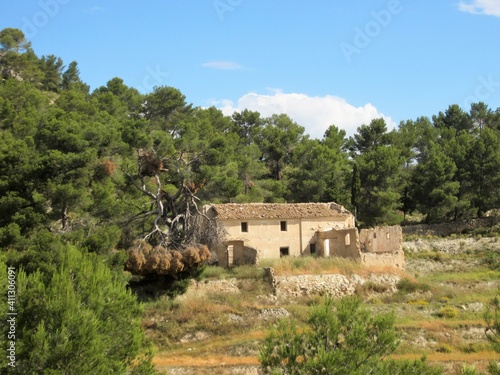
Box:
[280,247,289,257]
[241,222,248,232]
[280,221,287,231]
[310,243,316,255]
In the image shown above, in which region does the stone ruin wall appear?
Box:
[358,225,405,270]
[359,225,402,254]
[185,269,401,300]
[316,225,405,270]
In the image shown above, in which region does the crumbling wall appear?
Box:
[358,226,404,270]
[315,225,404,270]
[316,228,360,260]
[270,273,400,298]
[359,226,402,254]
[215,242,259,268]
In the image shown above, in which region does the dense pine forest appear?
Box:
[1,27,500,373]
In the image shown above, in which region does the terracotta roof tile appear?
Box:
[206,202,352,220]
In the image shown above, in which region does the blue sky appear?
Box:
[1,0,499,138]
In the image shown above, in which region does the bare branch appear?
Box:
[123,170,156,200]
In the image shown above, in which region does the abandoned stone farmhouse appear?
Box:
[203,202,404,270]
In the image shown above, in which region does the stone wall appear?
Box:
[359,226,402,254]
[270,272,400,299]
[185,271,400,300]
[316,227,360,259]
[314,225,404,269]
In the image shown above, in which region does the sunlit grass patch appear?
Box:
[200,265,266,280]
[259,256,404,277]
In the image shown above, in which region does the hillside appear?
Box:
[145,234,500,375]
[2,26,500,373]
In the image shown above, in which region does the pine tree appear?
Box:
[0,241,156,374]
[259,296,441,375]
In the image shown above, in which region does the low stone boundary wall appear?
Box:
[270,273,400,299]
[185,272,400,300]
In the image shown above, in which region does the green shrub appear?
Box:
[397,278,431,293]
[436,343,453,353]
[355,281,390,296]
[0,244,155,374]
[436,306,458,319]
[460,363,479,375]
[232,265,265,279]
[259,296,442,374]
[485,250,500,270]
[199,265,229,279]
[408,299,429,306]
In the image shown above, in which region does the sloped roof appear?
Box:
[206,202,352,220]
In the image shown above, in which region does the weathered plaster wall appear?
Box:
[358,226,404,269]
[220,218,302,259]
[219,215,354,260]
[299,216,354,255]
[313,225,404,269]
[316,227,360,260]
[359,226,402,254]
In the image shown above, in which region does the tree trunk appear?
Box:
[61,206,68,230]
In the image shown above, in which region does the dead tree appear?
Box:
[124,148,209,249]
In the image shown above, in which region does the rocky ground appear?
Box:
[153,236,500,375]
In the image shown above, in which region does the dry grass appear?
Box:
[153,355,259,367]
[146,236,500,373]
[396,319,486,331]
[259,256,406,277]
[153,351,499,370]
[392,351,499,363]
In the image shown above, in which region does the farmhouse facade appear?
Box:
[203,202,404,269]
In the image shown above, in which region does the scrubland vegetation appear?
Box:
[1,26,500,373]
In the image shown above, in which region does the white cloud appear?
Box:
[201,61,244,70]
[214,90,395,139]
[458,0,500,17]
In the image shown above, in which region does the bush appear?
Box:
[408,299,429,306]
[397,278,431,293]
[355,281,390,296]
[436,343,453,353]
[485,295,500,353]
[0,244,156,374]
[199,265,228,279]
[485,250,500,270]
[436,306,458,319]
[259,296,442,374]
[460,363,479,375]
